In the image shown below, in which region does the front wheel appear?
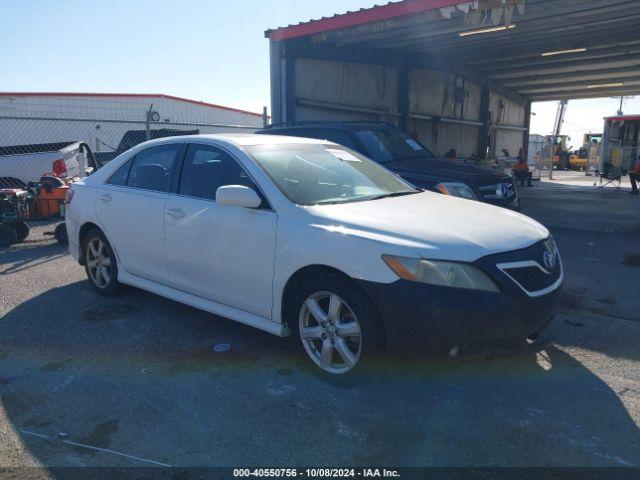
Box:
[83,228,122,296]
[291,275,383,381]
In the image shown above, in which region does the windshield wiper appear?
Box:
[367,190,420,201]
[385,153,431,164]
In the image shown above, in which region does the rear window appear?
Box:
[355,129,431,163]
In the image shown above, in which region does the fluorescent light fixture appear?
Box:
[541,47,587,57]
[459,24,516,37]
[587,83,625,89]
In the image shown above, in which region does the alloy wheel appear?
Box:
[86,238,112,288]
[299,291,362,374]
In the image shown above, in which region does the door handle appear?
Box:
[99,193,112,203]
[166,208,186,218]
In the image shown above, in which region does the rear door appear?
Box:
[164,142,277,318]
[96,143,183,284]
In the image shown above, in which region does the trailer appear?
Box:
[600,115,639,184]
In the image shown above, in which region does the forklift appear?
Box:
[546,100,572,171]
[570,133,603,171]
[545,134,572,170]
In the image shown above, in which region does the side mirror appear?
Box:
[216,185,262,209]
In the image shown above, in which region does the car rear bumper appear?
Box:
[66,219,80,262]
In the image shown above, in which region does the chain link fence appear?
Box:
[0,114,261,248]
[527,137,603,181]
[528,137,554,180]
[598,145,637,187]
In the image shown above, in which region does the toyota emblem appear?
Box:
[543,250,557,270]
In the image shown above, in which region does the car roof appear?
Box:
[215,133,330,146]
[128,133,332,149]
[262,121,395,132]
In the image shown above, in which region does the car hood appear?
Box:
[387,157,510,187]
[306,191,548,262]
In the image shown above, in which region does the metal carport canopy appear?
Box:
[266,0,640,103]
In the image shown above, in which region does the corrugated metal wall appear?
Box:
[286,57,526,158]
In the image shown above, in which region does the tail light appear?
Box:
[52,159,67,177]
[65,189,74,204]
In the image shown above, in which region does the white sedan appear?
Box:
[66,134,562,378]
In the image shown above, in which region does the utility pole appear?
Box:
[145,104,154,141]
[549,100,569,180]
[618,96,624,116]
[612,96,635,116]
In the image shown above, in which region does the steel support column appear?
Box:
[478,86,490,160]
[398,66,410,131]
[523,100,532,162]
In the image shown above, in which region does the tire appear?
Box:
[82,228,122,296]
[527,315,554,342]
[54,223,68,245]
[14,221,29,242]
[0,225,17,247]
[290,274,384,383]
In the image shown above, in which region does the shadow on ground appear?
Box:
[1,280,639,467]
[0,241,67,276]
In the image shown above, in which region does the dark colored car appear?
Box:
[94,128,200,166]
[258,121,520,210]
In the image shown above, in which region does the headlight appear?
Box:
[435,182,478,200]
[382,255,499,292]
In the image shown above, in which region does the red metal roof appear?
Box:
[266,0,471,41]
[0,92,266,118]
[604,115,640,122]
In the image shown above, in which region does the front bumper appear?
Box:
[484,191,521,210]
[355,240,562,350]
[357,279,560,350]
[474,180,521,210]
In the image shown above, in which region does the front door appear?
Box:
[164,143,276,319]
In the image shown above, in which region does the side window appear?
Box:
[179,144,257,201]
[126,144,181,193]
[107,158,133,186]
[314,129,359,151]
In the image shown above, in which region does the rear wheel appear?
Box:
[83,229,122,296]
[527,316,554,342]
[0,225,17,247]
[14,221,29,242]
[54,223,68,245]
[291,275,383,381]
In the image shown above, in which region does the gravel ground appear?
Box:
[0,182,639,470]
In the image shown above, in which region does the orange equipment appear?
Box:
[36,175,69,218]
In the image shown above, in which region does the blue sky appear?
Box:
[2,0,638,140]
[0,0,375,113]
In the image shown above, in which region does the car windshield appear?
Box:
[244,143,418,205]
[355,128,433,164]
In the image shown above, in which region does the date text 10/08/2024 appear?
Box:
[232,469,401,478]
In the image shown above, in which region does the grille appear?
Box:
[474,238,563,297]
[502,263,561,293]
[478,182,515,200]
